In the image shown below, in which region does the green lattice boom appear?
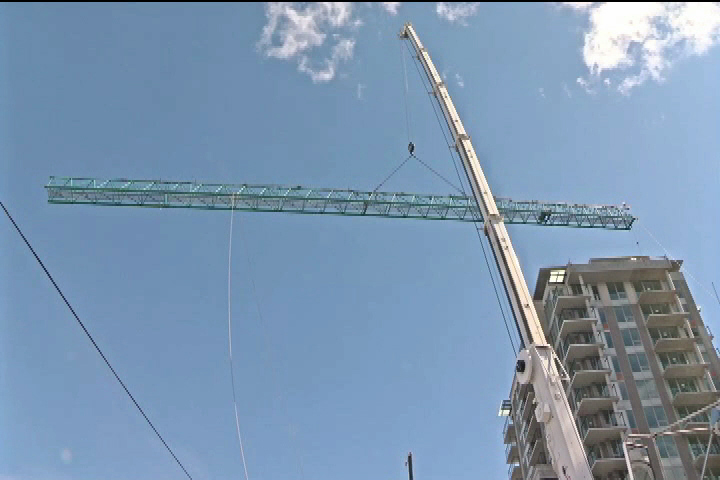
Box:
[46,177,635,230]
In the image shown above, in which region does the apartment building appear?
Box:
[502,256,720,480]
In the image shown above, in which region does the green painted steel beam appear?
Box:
[45,176,635,230]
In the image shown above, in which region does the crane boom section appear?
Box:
[402,24,543,347]
[45,177,634,230]
[401,24,594,480]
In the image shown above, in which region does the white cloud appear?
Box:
[381,2,401,15]
[257,3,360,83]
[577,76,596,94]
[60,449,72,465]
[455,73,465,87]
[436,2,481,25]
[539,87,546,97]
[566,3,720,94]
[562,82,572,97]
[557,2,595,11]
[357,82,366,99]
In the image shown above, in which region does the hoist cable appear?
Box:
[0,201,195,480]
[401,39,412,142]
[228,196,251,480]
[401,40,519,355]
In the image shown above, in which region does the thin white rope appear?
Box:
[228,195,250,480]
[639,221,715,300]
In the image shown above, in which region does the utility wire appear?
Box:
[228,196,251,480]
[0,201,194,480]
[413,154,464,195]
[402,41,520,354]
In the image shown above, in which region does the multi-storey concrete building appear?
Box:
[502,256,720,480]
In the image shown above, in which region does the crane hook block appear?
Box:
[408,142,415,156]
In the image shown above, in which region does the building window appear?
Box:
[626,409,636,428]
[628,353,650,372]
[607,282,627,300]
[644,405,669,428]
[610,355,621,374]
[635,379,659,400]
[605,332,614,348]
[621,327,642,347]
[619,382,629,400]
[598,309,607,325]
[613,305,635,324]
[656,436,679,458]
[590,285,601,301]
[549,269,566,284]
[633,280,662,292]
[570,284,583,295]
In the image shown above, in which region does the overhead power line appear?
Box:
[0,201,194,480]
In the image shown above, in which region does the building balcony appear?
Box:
[546,286,591,323]
[568,357,612,391]
[572,384,618,416]
[523,435,544,467]
[652,332,695,352]
[578,412,626,445]
[662,359,710,379]
[507,463,521,480]
[671,386,720,407]
[505,441,519,464]
[678,408,711,426]
[556,310,597,339]
[637,288,677,304]
[644,311,690,328]
[588,446,626,477]
[517,390,535,424]
[562,333,603,364]
[690,441,720,470]
[503,416,516,444]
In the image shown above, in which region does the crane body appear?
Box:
[401,23,593,479]
[43,24,642,480]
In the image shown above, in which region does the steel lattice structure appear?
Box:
[46,177,635,230]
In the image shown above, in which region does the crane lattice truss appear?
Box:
[46,177,635,230]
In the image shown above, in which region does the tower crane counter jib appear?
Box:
[399,23,594,480]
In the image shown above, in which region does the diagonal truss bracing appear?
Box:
[46,177,635,230]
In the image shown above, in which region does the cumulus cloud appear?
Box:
[557,2,595,11]
[561,2,720,94]
[257,3,360,83]
[539,87,546,97]
[436,2,481,25]
[455,73,465,87]
[381,2,401,15]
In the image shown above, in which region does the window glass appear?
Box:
[598,309,607,325]
[626,410,636,428]
[636,379,659,400]
[629,353,650,372]
[607,282,627,300]
[618,382,629,400]
[570,284,583,295]
[591,285,600,301]
[613,305,635,323]
[604,331,614,348]
[645,406,669,428]
[549,269,566,284]
[621,327,642,347]
[611,355,621,374]
[656,436,679,458]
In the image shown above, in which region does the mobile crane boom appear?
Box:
[400,23,593,479]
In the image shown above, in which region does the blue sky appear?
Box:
[2,3,719,480]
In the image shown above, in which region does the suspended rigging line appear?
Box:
[372,155,412,193]
[228,196,251,480]
[413,154,464,195]
[0,201,195,480]
[401,40,520,355]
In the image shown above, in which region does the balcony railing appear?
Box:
[573,384,614,404]
[578,411,625,438]
[690,441,720,457]
[587,443,624,466]
[568,356,608,377]
[561,333,601,358]
[507,463,520,480]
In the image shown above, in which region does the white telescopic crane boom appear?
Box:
[401,23,593,480]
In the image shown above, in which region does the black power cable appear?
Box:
[1,201,194,480]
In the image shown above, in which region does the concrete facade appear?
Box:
[502,256,720,480]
